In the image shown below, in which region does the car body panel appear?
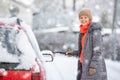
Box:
[0,70,32,80]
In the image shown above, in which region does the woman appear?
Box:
[66,8,107,80]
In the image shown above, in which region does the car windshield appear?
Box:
[0,22,37,70]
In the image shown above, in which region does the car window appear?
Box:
[0,23,37,70]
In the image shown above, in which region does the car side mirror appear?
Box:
[41,50,54,62]
[42,53,54,62]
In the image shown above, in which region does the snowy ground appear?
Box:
[45,54,120,80]
[106,59,120,80]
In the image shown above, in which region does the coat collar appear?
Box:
[88,22,102,33]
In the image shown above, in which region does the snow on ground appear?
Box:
[45,54,120,80]
[105,59,120,80]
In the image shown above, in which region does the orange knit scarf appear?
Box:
[79,22,90,63]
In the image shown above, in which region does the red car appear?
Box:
[0,18,53,80]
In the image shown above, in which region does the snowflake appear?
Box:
[94,31,98,36]
[99,56,102,60]
[94,46,100,51]
[84,59,89,64]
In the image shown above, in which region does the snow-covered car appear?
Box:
[0,18,53,80]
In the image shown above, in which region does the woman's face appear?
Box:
[79,16,90,25]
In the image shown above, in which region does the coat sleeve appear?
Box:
[73,33,82,57]
[89,29,103,68]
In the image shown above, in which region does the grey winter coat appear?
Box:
[77,22,107,80]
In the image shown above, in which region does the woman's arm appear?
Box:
[89,29,103,68]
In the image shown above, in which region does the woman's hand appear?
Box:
[89,67,96,75]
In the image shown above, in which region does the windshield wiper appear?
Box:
[0,62,19,70]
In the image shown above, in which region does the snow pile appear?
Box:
[20,20,46,69]
[15,30,36,69]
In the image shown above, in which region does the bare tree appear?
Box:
[63,0,66,9]
[73,0,76,11]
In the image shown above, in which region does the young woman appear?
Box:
[66,8,107,80]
